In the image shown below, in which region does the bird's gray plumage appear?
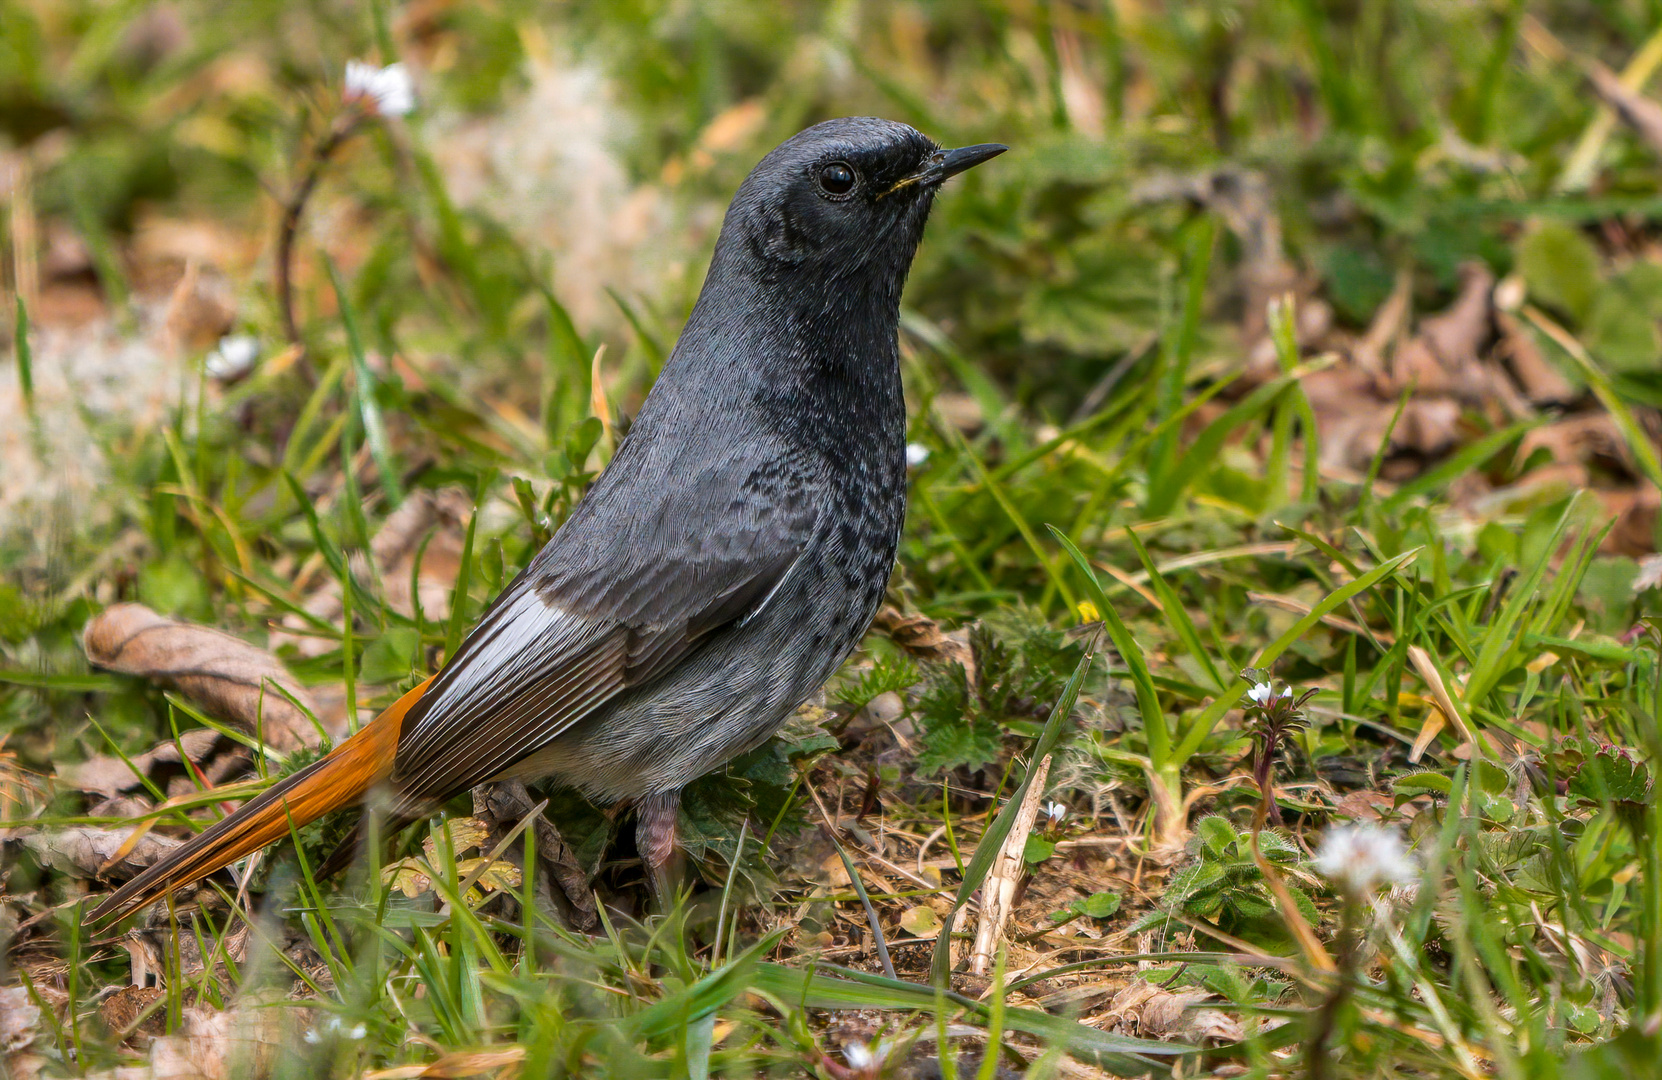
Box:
[384,117,1002,819]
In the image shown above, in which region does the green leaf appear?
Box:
[1586,288,1660,373]
[1023,836,1057,864]
[1568,746,1653,809]
[566,415,604,464]
[1196,815,1237,857]
[1073,891,1122,919]
[360,627,422,684]
[1518,220,1602,324]
[899,906,942,937]
[137,555,210,620]
[1125,529,1226,691]
[1050,528,1169,768]
[1393,772,1453,798]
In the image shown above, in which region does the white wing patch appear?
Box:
[395,589,601,757]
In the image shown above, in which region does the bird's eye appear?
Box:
[818,161,857,196]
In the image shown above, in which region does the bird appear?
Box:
[89,117,1005,924]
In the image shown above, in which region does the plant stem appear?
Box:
[1306,894,1361,1080]
[276,111,363,359]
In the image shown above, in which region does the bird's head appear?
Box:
[718,117,1005,289]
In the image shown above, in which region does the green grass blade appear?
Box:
[1463,499,1577,708]
[1050,528,1168,767]
[326,254,403,507]
[444,477,488,662]
[1146,360,1330,517]
[1380,421,1536,511]
[945,425,1075,610]
[1123,528,1226,692]
[14,295,33,414]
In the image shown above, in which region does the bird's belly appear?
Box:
[502,533,895,803]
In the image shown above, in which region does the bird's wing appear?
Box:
[387,444,818,800]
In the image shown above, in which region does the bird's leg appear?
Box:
[635,790,683,913]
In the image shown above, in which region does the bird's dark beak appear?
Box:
[922,143,1008,184]
[881,143,1007,197]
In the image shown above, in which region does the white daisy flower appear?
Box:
[843,1038,893,1073]
[1314,824,1415,897]
[344,60,414,117]
[206,334,259,381]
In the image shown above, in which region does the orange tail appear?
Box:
[88,677,432,924]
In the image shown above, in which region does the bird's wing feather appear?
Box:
[389,442,817,800]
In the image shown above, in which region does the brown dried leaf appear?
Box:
[1520,414,1631,471]
[871,607,974,676]
[1104,981,1243,1045]
[1353,270,1412,375]
[1419,262,1494,373]
[83,604,327,752]
[19,825,182,880]
[1390,262,1494,403]
[0,985,42,1055]
[137,1005,284,1080]
[1598,485,1661,557]
[1495,309,1577,405]
[60,728,220,799]
[1334,790,1394,822]
[472,780,599,932]
[98,985,166,1041]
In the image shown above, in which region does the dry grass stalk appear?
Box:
[969,754,1050,976]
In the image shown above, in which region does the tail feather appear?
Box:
[88,677,432,924]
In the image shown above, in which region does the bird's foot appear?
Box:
[472,780,599,932]
[635,790,683,914]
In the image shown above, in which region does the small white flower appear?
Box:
[303,1028,321,1045]
[346,1024,366,1040]
[1247,682,1275,706]
[344,60,414,117]
[905,442,930,468]
[1314,824,1415,897]
[1044,801,1067,826]
[843,1038,893,1072]
[206,334,259,380]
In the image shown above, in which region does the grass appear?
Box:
[3,0,1662,1076]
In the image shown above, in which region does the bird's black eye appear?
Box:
[818,161,857,196]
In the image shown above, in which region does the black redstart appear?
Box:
[92,117,1005,921]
